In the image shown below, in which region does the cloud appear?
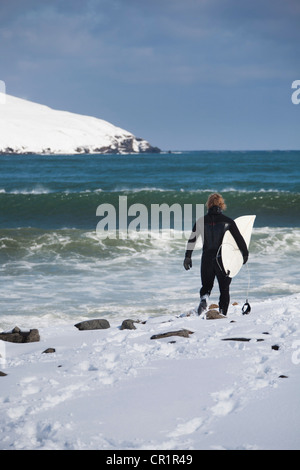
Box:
[1,0,299,88]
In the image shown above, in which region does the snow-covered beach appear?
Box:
[1,293,299,450]
[0,150,299,451]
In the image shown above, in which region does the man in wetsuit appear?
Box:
[183,193,248,316]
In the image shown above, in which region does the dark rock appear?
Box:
[151,329,194,340]
[0,332,23,343]
[222,337,265,342]
[27,329,40,342]
[279,375,288,379]
[222,337,251,342]
[206,309,225,320]
[208,304,219,310]
[0,371,7,376]
[120,319,136,330]
[272,344,280,351]
[42,348,56,354]
[74,319,110,330]
[0,326,40,343]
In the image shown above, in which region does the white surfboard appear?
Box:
[221,215,256,278]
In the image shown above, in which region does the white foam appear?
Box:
[0,226,298,329]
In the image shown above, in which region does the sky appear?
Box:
[0,0,299,151]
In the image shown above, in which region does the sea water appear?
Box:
[0,151,299,328]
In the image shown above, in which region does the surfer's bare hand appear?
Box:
[183,257,192,270]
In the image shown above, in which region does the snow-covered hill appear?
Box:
[0,94,160,155]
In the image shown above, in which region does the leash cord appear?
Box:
[216,243,252,314]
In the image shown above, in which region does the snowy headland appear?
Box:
[0,293,300,450]
[0,94,160,155]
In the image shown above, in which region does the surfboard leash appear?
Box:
[216,243,252,315]
[242,263,251,315]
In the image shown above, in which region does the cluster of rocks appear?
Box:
[0,309,288,379]
[74,318,139,331]
[74,137,161,155]
[0,326,42,377]
[74,318,195,341]
[0,326,40,343]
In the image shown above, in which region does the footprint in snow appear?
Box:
[167,417,203,438]
[211,388,237,417]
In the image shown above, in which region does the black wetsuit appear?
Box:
[185,206,249,315]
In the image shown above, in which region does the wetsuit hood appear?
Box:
[208,205,222,215]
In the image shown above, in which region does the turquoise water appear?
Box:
[0,151,299,327]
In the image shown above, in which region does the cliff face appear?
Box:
[0,94,160,155]
[74,136,160,155]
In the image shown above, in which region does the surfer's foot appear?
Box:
[197,296,208,315]
[219,309,227,317]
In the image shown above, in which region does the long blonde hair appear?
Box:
[206,193,227,211]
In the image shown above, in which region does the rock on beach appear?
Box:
[0,326,40,343]
[74,319,110,330]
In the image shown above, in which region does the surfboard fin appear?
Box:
[242,300,251,315]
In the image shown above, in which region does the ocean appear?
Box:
[0,151,299,329]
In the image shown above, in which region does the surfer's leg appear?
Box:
[200,254,215,296]
[199,255,215,314]
[215,266,232,315]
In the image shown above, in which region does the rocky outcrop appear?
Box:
[1,138,160,155]
[74,136,160,155]
[0,326,40,343]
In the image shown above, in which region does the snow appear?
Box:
[1,293,300,450]
[0,94,156,154]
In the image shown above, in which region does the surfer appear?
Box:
[183,193,249,316]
